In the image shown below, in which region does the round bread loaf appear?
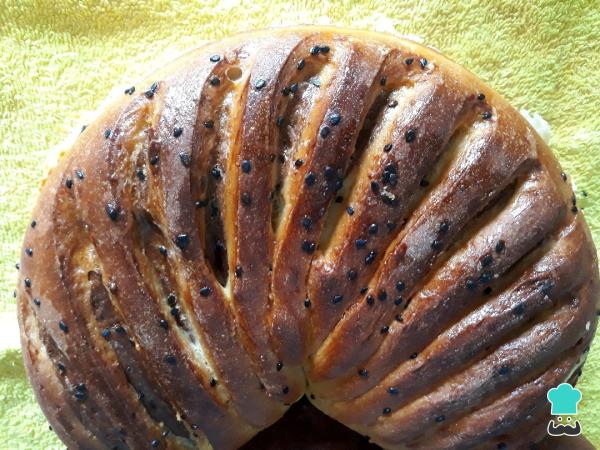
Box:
[16,26,599,449]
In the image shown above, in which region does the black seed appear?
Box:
[347,269,357,281]
[378,290,387,301]
[294,159,304,168]
[481,254,493,267]
[335,179,344,191]
[276,116,284,127]
[560,171,567,182]
[370,181,380,194]
[204,120,214,129]
[388,100,398,108]
[366,295,375,305]
[136,169,145,181]
[151,439,160,448]
[159,319,168,329]
[439,220,449,233]
[150,155,160,165]
[320,126,330,138]
[255,79,266,90]
[15,262,19,270]
[235,265,243,278]
[211,165,222,179]
[165,355,177,365]
[210,76,220,86]
[394,297,403,306]
[24,278,31,288]
[466,278,477,290]
[483,286,492,295]
[175,234,190,250]
[320,45,330,53]
[115,325,126,334]
[297,58,305,70]
[74,383,87,401]
[358,368,369,377]
[276,361,283,371]
[33,298,41,307]
[311,78,321,87]
[210,54,220,62]
[572,205,578,213]
[477,93,485,101]
[75,169,85,180]
[431,239,443,251]
[482,111,492,120]
[144,88,156,99]
[65,178,73,189]
[179,152,192,168]
[105,202,120,221]
[380,76,387,86]
[290,83,299,93]
[282,385,289,394]
[405,57,414,65]
[240,160,252,174]
[387,386,398,395]
[435,415,446,423]
[241,192,252,206]
[360,287,368,295]
[512,303,525,315]
[405,128,416,143]
[301,216,312,230]
[281,86,291,96]
[304,298,311,308]
[199,286,212,297]
[104,129,112,139]
[497,443,507,450]
[170,307,179,318]
[365,251,377,265]
[409,353,418,359]
[383,143,393,152]
[301,240,316,254]
[173,127,183,138]
[328,112,341,126]
[323,166,335,180]
[420,178,429,187]
[383,407,392,415]
[57,362,66,374]
[80,124,87,133]
[498,365,510,375]
[124,86,135,95]
[395,314,403,322]
[419,58,428,69]
[25,247,33,257]
[386,221,396,231]
[346,206,354,216]
[380,326,389,334]
[332,295,343,304]
[195,199,208,208]
[305,172,316,186]
[355,238,367,249]
[210,378,217,387]
[59,321,69,333]
[31,220,37,228]
[310,45,320,55]
[101,328,111,340]
[495,240,506,253]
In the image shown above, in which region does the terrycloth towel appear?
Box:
[0,0,598,448]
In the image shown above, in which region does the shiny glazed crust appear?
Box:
[16,26,599,450]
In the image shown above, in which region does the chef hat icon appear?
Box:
[547,383,582,415]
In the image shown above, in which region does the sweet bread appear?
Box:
[17,26,599,449]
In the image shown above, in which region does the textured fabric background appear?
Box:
[0,0,598,448]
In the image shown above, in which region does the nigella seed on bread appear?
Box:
[17,26,599,450]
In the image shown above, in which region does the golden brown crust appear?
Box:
[17,26,599,449]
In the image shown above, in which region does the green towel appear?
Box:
[1,1,598,448]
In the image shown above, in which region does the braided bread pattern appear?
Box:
[17,27,599,450]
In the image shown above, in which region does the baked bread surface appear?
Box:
[16,26,599,450]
